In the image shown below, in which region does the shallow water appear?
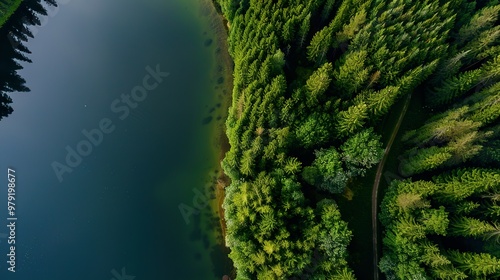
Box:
[0,0,229,279]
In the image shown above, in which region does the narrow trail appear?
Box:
[372,93,412,280]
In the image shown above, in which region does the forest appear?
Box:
[214,0,500,279]
[379,2,500,278]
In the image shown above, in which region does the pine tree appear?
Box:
[341,128,384,176]
[396,216,426,241]
[431,265,468,280]
[307,26,333,64]
[484,223,500,244]
[448,250,500,278]
[336,103,368,136]
[295,112,332,148]
[306,62,333,103]
[434,169,500,202]
[400,146,452,176]
[453,201,481,215]
[421,241,451,267]
[333,50,371,97]
[456,4,500,46]
[365,86,400,117]
[336,8,367,44]
[332,267,357,280]
[429,69,483,107]
[396,193,430,212]
[449,217,496,237]
[297,13,311,48]
[420,207,449,235]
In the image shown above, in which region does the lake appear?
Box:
[0,0,232,279]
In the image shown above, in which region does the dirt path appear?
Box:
[371,93,412,280]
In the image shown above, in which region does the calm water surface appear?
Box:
[0,0,229,279]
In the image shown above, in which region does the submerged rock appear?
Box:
[204,38,213,46]
[202,116,213,125]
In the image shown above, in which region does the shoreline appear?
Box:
[200,0,233,244]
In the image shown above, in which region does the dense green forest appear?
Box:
[380,2,500,279]
[214,0,500,279]
[0,0,56,120]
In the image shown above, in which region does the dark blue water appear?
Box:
[0,0,229,279]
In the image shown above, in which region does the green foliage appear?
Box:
[284,157,302,175]
[453,201,481,215]
[421,241,451,267]
[320,0,336,22]
[484,223,500,244]
[456,4,500,46]
[429,69,483,107]
[307,26,333,64]
[294,112,332,149]
[336,8,367,44]
[305,147,348,194]
[333,50,371,97]
[449,217,496,237]
[302,128,384,194]
[401,94,498,174]
[297,12,311,48]
[317,199,352,260]
[380,166,500,279]
[448,250,500,278]
[220,0,374,277]
[400,146,453,176]
[0,0,22,28]
[332,267,357,280]
[431,265,468,280]
[433,168,500,202]
[0,0,55,120]
[420,207,449,236]
[364,86,400,117]
[305,62,333,103]
[336,103,369,136]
